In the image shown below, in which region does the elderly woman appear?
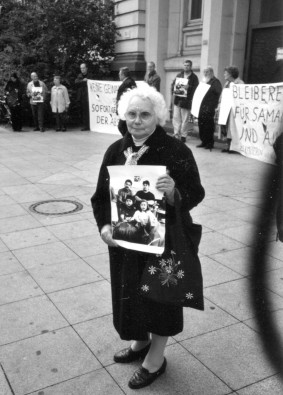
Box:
[91,84,205,389]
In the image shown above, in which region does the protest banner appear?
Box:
[229,83,283,164]
[191,82,210,117]
[88,80,121,135]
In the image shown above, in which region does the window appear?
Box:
[189,0,202,21]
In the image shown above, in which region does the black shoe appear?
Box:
[221,148,229,153]
[56,128,61,132]
[196,143,206,148]
[61,128,66,132]
[205,145,213,149]
[33,127,40,131]
[128,358,167,389]
[40,128,45,132]
[114,343,151,364]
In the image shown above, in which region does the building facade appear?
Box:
[113,0,283,115]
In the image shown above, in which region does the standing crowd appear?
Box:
[3,59,242,152]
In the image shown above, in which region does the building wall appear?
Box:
[112,0,282,119]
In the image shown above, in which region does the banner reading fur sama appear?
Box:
[88,80,121,135]
[230,83,283,164]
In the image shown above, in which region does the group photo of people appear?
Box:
[108,168,167,251]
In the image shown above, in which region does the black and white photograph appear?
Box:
[0,0,282,394]
[108,165,166,254]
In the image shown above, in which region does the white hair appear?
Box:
[118,82,168,126]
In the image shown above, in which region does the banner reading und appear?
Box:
[229,83,283,164]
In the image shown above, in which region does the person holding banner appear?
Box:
[91,84,205,389]
[197,66,222,150]
[218,66,244,153]
[26,72,48,132]
[75,63,94,131]
[116,67,137,136]
[171,60,199,143]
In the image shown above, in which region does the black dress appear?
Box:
[91,126,205,340]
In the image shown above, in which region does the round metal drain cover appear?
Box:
[29,199,83,216]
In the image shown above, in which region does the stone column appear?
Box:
[200,0,249,82]
[112,0,147,79]
[144,0,170,96]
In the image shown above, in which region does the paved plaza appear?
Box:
[0,124,282,395]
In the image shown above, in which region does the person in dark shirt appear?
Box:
[135,180,155,205]
[119,195,136,222]
[116,67,136,136]
[197,66,222,150]
[75,63,94,131]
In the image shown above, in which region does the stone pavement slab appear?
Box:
[182,323,276,391]
[236,375,283,394]
[0,251,24,276]
[173,298,238,342]
[0,227,57,251]
[0,327,101,395]
[201,255,243,287]
[74,315,131,367]
[13,241,79,269]
[0,366,12,395]
[29,369,125,395]
[0,271,43,306]
[204,277,283,321]
[210,247,283,276]
[107,342,232,394]
[28,258,102,293]
[0,295,68,345]
[48,280,112,324]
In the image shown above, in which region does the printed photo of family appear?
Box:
[107,165,166,254]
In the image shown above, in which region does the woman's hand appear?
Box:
[100,224,119,247]
[156,173,175,204]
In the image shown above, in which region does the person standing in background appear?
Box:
[116,67,136,136]
[144,62,161,92]
[171,60,199,143]
[50,75,70,132]
[75,63,94,131]
[197,66,222,150]
[26,72,48,132]
[218,65,244,153]
[5,72,25,132]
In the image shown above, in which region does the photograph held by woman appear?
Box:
[91,84,205,390]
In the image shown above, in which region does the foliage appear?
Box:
[0,0,116,87]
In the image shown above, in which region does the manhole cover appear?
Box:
[29,199,83,216]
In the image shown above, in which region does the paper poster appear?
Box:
[191,82,210,117]
[230,83,283,164]
[31,86,43,103]
[173,77,188,97]
[88,80,121,135]
[107,165,166,254]
[218,87,233,125]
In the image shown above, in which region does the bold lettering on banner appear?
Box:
[239,127,258,143]
[97,116,108,124]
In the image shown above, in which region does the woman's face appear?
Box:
[224,70,232,81]
[125,96,157,140]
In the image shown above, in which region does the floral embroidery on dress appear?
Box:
[148,266,157,275]
[141,284,149,292]
[185,292,194,299]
